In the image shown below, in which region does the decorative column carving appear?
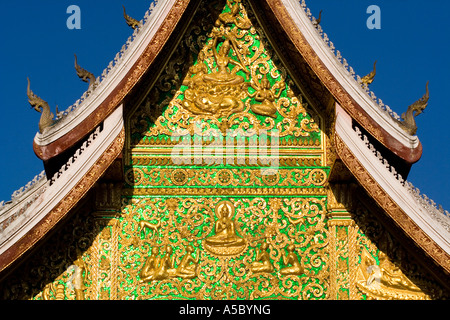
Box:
[327,183,357,300]
[91,182,122,300]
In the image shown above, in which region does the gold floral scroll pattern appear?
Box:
[88,217,119,300]
[32,215,120,301]
[129,0,322,149]
[261,0,385,146]
[124,187,327,197]
[327,218,356,300]
[124,167,329,188]
[116,196,328,300]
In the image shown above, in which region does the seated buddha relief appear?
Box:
[204,200,247,256]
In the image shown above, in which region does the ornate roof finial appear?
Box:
[315,10,323,25]
[361,60,377,86]
[27,77,56,133]
[123,5,140,29]
[74,54,97,92]
[397,81,429,135]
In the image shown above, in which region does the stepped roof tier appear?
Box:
[0,0,448,300]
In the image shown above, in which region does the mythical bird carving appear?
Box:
[361,61,377,86]
[27,78,57,133]
[123,5,140,29]
[397,81,429,135]
[74,54,97,92]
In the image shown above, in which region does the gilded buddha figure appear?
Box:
[204,201,246,256]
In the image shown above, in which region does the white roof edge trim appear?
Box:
[335,108,450,256]
[34,0,175,146]
[282,0,419,149]
[0,105,124,256]
[0,171,47,214]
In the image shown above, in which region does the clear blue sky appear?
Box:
[0,1,449,212]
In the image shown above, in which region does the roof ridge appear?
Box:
[0,171,47,211]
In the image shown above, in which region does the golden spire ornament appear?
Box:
[27,77,56,133]
[74,54,97,91]
[123,5,140,29]
[397,81,429,135]
[361,60,377,86]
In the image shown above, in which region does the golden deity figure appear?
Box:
[248,75,284,119]
[369,251,421,292]
[280,244,304,276]
[250,242,274,274]
[181,35,249,118]
[204,36,248,85]
[139,246,161,283]
[214,0,251,30]
[356,248,427,299]
[153,245,177,280]
[175,245,199,279]
[204,201,246,256]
